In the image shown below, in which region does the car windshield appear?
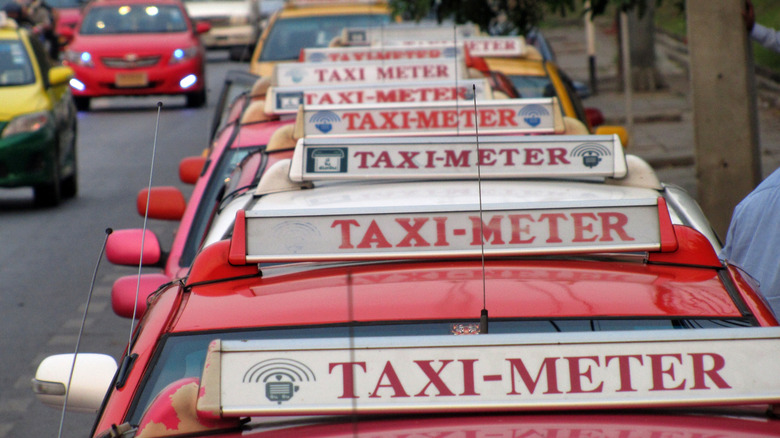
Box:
[80,4,189,35]
[258,13,391,62]
[127,317,756,425]
[508,74,555,99]
[44,0,85,8]
[0,41,35,86]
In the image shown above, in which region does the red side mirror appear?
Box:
[136,186,186,220]
[585,107,605,128]
[195,21,211,35]
[179,156,207,184]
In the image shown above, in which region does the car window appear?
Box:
[0,40,35,86]
[80,4,189,35]
[507,74,552,99]
[259,13,391,62]
[127,317,758,425]
[44,0,84,7]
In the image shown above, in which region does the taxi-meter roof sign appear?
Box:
[301,43,465,63]
[288,134,627,181]
[265,79,491,115]
[197,327,780,417]
[272,58,468,88]
[341,23,479,46]
[229,197,671,263]
[300,98,564,137]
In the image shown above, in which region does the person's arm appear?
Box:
[751,23,780,53]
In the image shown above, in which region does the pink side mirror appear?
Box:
[106,229,162,266]
[111,273,172,319]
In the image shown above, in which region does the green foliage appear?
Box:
[390,0,662,34]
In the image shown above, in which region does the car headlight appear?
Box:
[63,50,94,67]
[169,46,199,64]
[2,111,50,138]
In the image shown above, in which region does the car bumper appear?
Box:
[68,60,206,98]
[0,128,57,187]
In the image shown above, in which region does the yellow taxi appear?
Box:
[249,0,393,78]
[0,12,78,206]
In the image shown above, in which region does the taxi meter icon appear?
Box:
[571,142,611,168]
[243,359,316,405]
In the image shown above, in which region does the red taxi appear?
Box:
[61,0,210,110]
[32,122,780,436]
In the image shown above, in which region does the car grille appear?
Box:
[102,56,161,68]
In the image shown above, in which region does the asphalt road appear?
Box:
[0,51,244,437]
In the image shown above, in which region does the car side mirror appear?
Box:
[136,186,186,220]
[49,66,74,87]
[179,156,208,184]
[195,21,211,35]
[584,107,605,128]
[106,228,162,266]
[111,273,172,319]
[32,354,117,413]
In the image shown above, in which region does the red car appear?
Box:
[61,0,209,110]
[32,136,780,435]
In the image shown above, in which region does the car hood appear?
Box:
[0,84,48,121]
[69,33,197,55]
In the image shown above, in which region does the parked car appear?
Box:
[0,14,77,206]
[61,0,210,110]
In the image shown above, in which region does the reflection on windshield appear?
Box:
[259,13,391,62]
[509,75,555,99]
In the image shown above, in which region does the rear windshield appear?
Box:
[259,13,391,62]
[80,4,189,35]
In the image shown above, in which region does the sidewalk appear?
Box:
[544,20,780,199]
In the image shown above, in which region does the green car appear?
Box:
[1,16,78,206]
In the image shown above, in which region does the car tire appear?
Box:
[34,148,62,207]
[186,89,206,108]
[74,96,90,112]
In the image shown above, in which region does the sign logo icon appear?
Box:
[243,358,316,405]
[271,221,321,253]
[276,92,303,110]
[309,52,326,62]
[518,104,550,127]
[571,143,611,168]
[307,148,347,173]
[309,110,341,134]
[286,68,306,84]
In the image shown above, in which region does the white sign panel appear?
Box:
[272,58,467,87]
[289,135,627,181]
[342,24,479,46]
[265,80,490,115]
[386,37,527,58]
[302,44,464,63]
[243,199,661,262]
[302,98,562,137]
[202,328,780,416]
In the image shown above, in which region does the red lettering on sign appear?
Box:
[380,111,400,130]
[357,220,393,249]
[649,354,686,391]
[508,214,536,244]
[566,356,605,393]
[548,147,570,165]
[353,151,374,169]
[414,360,456,397]
[605,355,644,392]
[470,215,505,245]
[689,353,731,390]
[397,151,419,169]
[444,150,470,167]
[507,358,562,395]
[371,151,393,168]
[524,148,544,165]
[572,213,599,242]
[329,362,366,399]
[369,362,410,398]
[538,213,567,243]
[460,359,479,396]
[478,149,497,166]
[598,212,634,242]
[433,217,449,246]
[331,219,359,249]
[396,218,431,247]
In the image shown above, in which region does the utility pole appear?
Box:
[686,0,761,238]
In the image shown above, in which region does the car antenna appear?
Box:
[57,228,112,438]
[471,84,489,334]
[128,102,164,337]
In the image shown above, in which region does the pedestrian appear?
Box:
[744,0,780,53]
[720,166,780,316]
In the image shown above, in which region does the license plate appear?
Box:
[115,72,148,88]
